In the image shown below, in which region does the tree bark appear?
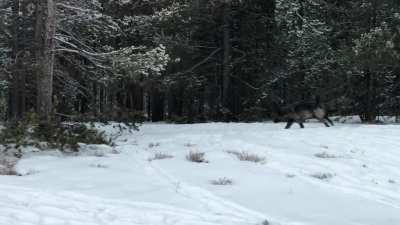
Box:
[363,71,377,122]
[222,2,232,112]
[8,0,26,120]
[150,86,164,122]
[34,0,56,122]
[360,0,378,123]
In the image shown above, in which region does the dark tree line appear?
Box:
[1,0,400,124]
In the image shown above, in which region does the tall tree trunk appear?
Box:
[222,2,232,112]
[150,86,164,122]
[107,84,117,118]
[34,0,56,122]
[133,83,144,111]
[8,0,26,120]
[361,0,378,122]
[363,71,376,122]
[99,84,105,113]
[92,82,99,116]
[297,0,307,101]
[166,87,175,119]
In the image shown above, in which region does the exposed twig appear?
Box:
[180,48,222,75]
[229,74,261,90]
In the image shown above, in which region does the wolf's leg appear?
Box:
[285,119,294,129]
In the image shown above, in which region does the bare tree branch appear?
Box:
[176,48,221,75]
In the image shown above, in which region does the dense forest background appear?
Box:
[1,0,400,124]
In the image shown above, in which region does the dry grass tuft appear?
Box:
[148,152,174,161]
[310,172,335,180]
[89,164,108,169]
[186,151,208,163]
[314,152,337,159]
[148,142,161,148]
[0,157,18,176]
[227,150,266,163]
[210,177,233,185]
[89,163,109,168]
[261,220,270,225]
[286,173,296,178]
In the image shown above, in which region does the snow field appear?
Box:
[1,122,400,225]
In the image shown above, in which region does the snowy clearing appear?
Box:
[1,122,400,225]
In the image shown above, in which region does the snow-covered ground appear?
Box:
[1,122,400,225]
